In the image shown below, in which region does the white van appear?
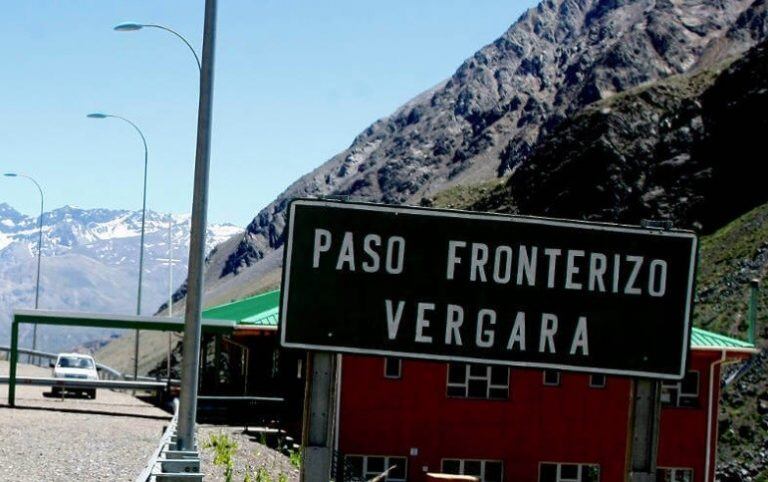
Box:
[51,353,99,399]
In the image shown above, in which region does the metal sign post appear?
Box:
[628,379,662,482]
[300,352,338,482]
[177,0,217,452]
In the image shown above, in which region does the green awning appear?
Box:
[691,327,756,351]
[203,289,280,328]
[13,309,235,334]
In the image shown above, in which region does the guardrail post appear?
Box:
[9,320,18,406]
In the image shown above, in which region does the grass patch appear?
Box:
[204,433,239,482]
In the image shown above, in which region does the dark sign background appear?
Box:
[280,199,697,380]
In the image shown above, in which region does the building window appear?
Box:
[539,463,600,482]
[589,374,606,388]
[345,455,407,482]
[661,371,699,408]
[446,363,509,400]
[442,459,503,482]
[384,357,402,379]
[543,370,561,386]
[657,468,693,481]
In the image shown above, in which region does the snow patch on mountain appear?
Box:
[0,204,243,353]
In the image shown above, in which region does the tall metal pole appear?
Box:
[748,278,760,345]
[168,216,173,387]
[136,122,148,380]
[177,0,217,451]
[87,113,148,380]
[31,177,43,361]
[4,173,45,355]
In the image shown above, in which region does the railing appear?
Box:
[135,399,203,482]
[0,375,169,392]
[0,345,180,384]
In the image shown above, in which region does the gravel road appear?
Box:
[0,361,171,481]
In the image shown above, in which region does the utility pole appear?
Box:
[177,0,217,452]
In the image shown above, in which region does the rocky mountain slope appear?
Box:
[184,0,768,308]
[470,35,768,232]
[0,204,241,353]
[694,202,768,481]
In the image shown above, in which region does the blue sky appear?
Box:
[0,1,536,226]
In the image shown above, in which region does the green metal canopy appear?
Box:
[6,309,236,406]
[690,327,756,352]
[203,290,280,328]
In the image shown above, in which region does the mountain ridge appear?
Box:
[0,204,242,352]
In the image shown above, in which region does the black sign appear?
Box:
[280,199,697,380]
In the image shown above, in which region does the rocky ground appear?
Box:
[0,361,170,481]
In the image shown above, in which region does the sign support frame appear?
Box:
[628,378,662,482]
[300,351,338,482]
[626,220,678,482]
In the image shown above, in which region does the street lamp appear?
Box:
[114,16,211,451]
[114,22,201,71]
[87,112,148,380]
[3,173,44,354]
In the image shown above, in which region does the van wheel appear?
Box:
[88,390,96,399]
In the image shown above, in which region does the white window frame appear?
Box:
[441,458,503,482]
[384,357,402,379]
[345,454,407,482]
[543,370,561,386]
[538,462,600,482]
[657,467,694,482]
[661,371,699,407]
[446,364,509,400]
[589,374,606,388]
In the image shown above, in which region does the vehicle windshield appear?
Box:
[57,356,94,369]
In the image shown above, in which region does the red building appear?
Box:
[337,328,755,482]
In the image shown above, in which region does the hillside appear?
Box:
[695,203,768,479]
[179,0,767,309]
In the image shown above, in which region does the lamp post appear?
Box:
[114,22,201,71]
[3,173,44,354]
[114,10,214,450]
[87,113,148,380]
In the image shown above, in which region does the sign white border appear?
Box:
[279,199,698,380]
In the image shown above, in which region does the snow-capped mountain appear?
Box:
[0,203,243,353]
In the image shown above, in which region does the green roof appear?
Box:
[203,290,280,327]
[204,290,757,351]
[690,327,755,351]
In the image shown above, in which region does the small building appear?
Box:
[338,330,756,482]
[198,290,756,482]
[197,290,305,429]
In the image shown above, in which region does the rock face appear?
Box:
[211,0,767,282]
[484,37,768,233]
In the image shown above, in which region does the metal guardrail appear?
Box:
[0,345,181,385]
[136,399,202,482]
[0,376,168,391]
[0,345,124,378]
